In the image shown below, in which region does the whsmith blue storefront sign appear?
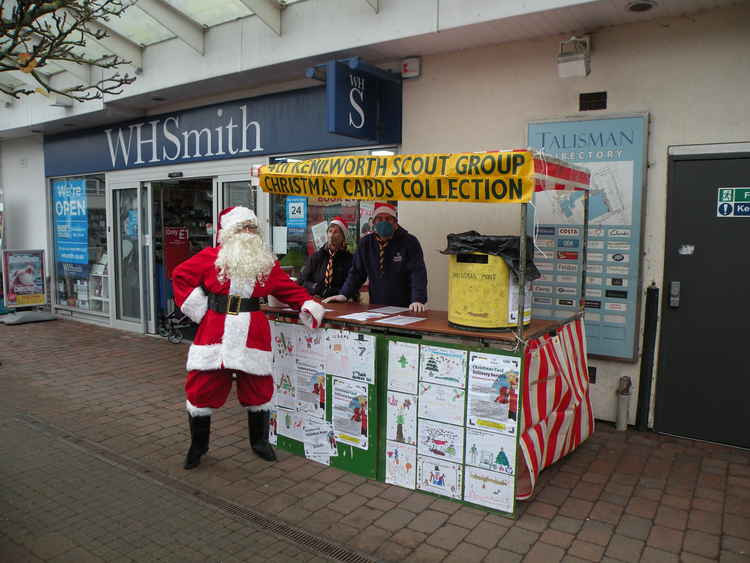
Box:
[44,86,402,177]
[52,178,88,265]
[527,115,648,361]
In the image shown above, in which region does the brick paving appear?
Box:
[2,319,750,562]
[0,418,329,562]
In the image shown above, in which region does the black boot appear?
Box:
[248,410,277,462]
[184,414,211,470]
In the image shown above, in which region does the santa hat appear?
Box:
[329,216,348,239]
[373,202,397,219]
[217,206,258,244]
[220,206,257,231]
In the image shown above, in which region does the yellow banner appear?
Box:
[259,151,534,204]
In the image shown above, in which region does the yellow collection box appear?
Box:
[444,233,534,331]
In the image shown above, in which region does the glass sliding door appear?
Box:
[111,185,154,332]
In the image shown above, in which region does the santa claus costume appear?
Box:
[172,206,324,469]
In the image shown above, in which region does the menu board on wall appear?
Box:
[383,337,521,516]
[527,115,648,361]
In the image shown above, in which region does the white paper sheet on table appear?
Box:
[375,315,425,326]
[335,311,387,321]
[369,306,410,314]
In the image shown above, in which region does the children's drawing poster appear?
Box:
[273,360,296,411]
[417,419,464,464]
[418,382,466,426]
[416,455,463,500]
[324,328,350,377]
[467,352,521,437]
[419,345,467,389]
[464,466,515,513]
[295,358,326,419]
[465,428,516,476]
[388,340,419,394]
[332,377,369,450]
[277,407,305,442]
[269,408,278,446]
[303,417,337,457]
[386,390,417,446]
[271,321,298,371]
[347,332,376,384]
[385,440,417,489]
[295,324,325,361]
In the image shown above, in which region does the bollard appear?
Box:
[616,376,632,431]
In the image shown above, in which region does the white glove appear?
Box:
[409,302,426,313]
[322,294,347,303]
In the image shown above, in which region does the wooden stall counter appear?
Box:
[264,301,565,348]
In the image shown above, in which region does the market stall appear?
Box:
[254,150,593,516]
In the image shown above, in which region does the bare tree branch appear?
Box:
[1,0,137,101]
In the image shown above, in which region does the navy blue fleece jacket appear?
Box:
[340,226,428,307]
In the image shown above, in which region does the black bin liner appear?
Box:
[440,231,540,282]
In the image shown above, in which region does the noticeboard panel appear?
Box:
[379,335,523,518]
[528,114,648,361]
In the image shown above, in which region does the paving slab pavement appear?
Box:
[1,319,749,562]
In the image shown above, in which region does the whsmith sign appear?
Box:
[43,87,402,177]
[325,60,402,141]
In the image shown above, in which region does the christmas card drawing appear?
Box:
[416,455,463,500]
[388,340,419,394]
[465,428,516,475]
[385,440,417,489]
[417,419,464,464]
[419,345,467,389]
[463,466,515,513]
[386,390,417,446]
[417,382,466,426]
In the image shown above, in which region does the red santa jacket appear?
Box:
[172,246,323,375]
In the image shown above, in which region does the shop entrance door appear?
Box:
[111,184,154,333]
[149,178,214,337]
[655,148,750,449]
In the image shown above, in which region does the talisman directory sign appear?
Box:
[528,115,648,360]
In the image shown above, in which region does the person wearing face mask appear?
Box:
[299,216,354,299]
[324,202,427,312]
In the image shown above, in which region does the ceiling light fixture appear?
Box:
[557,36,591,79]
[626,0,658,13]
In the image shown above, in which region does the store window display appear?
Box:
[50,174,108,314]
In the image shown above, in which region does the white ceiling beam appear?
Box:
[365,0,379,14]
[47,60,92,85]
[6,70,48,90]
[136,0,205,55]
[76,17,144,72]
[48,94,74,107]
[239,0,281,36]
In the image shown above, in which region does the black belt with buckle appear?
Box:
[207,293,260,315]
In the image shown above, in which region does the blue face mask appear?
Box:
[374,221,394,238]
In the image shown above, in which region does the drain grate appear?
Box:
[17,414,377,563]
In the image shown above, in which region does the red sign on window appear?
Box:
[165,227,190,279]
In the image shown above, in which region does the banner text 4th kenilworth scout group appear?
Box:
[259,151,535,204]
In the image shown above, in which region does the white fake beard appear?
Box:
[216,232,275,285]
